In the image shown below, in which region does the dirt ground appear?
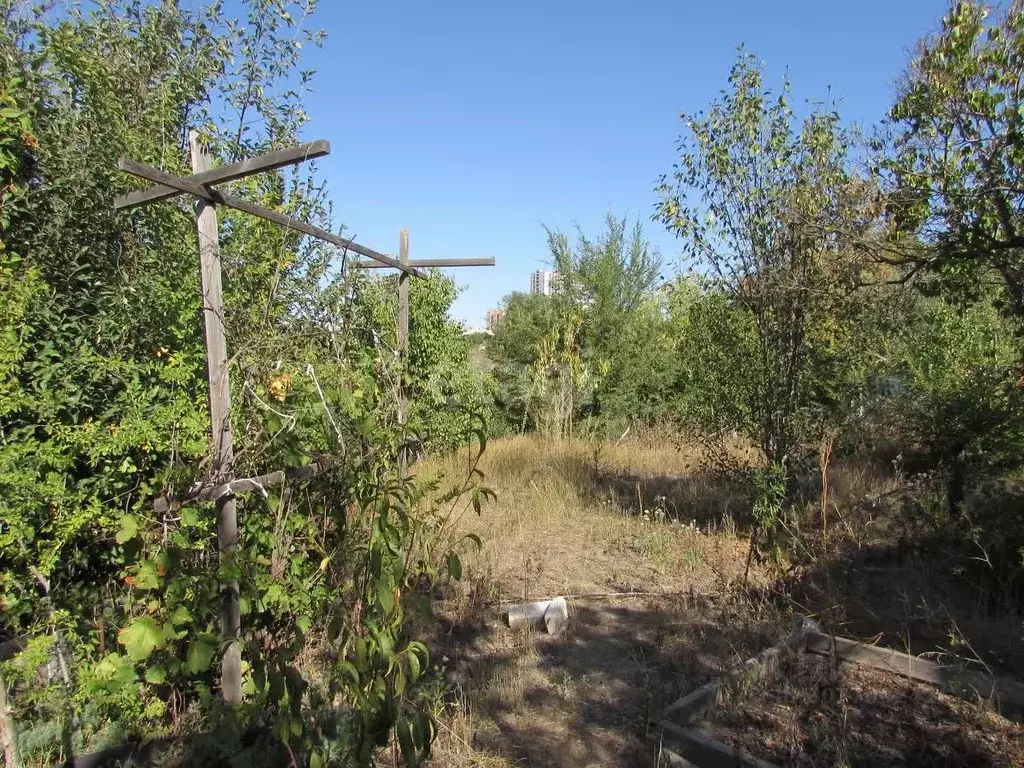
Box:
[703,651,1024,767]
[414,434,1024,767]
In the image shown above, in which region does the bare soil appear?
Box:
[704,651,1024,767]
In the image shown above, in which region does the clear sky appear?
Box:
[294,0,948,326]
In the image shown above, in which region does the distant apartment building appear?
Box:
[485,308,504,332]
[529,269,561,296]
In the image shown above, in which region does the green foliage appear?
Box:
[489,216,672,436]
[350,268,492,454]
[655,51,877,466]
[876,293,1024,480]
[881,0,1024,316]
[0,1,493,765]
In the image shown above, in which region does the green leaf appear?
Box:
[269,672,285,703]
[464,533,483,551]
[145,664,167,684]
[338,660,360,686]
[180,508,201,527]
[296,615,312,635]
[397,718,417,767]
[118,616,165,662]
[377,579,395,614]
[94,653,139,690]
[131,560,162,591]
[327,616,343,642]
[185,633,218,674]
[408,649,421,683]
[115,515,139,544]
[446,552,462,581]
[169,605,192,626]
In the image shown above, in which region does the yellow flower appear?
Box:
[269,373,292,402]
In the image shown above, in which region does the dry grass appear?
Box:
[413,434,781,767]
[430,433,762,601]
[410,433,1023,767]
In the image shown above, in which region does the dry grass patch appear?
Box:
[412,435,783,767]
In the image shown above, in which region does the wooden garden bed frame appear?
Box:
[657,619,1024,768]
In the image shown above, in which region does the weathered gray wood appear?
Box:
[190,131,241,705]
[396,229,410,478]
[804,631,1024,709]
[0,668,19,768]
[663,621,810,727]
[114,139,330,210]
[358,257,496,269]
[152,460,332,514]
[660,722,779,768]
[117,159,424,278]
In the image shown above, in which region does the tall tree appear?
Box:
[881,0,1024,316]
[546,215,667,430]
[655,52,876,467]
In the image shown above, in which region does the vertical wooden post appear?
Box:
[396,228,410,478]
[189,130,242,704]
[0,669,19,768]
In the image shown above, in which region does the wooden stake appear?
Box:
[0,668,19,768]
[397,228,410,478]
[189,130,241,704]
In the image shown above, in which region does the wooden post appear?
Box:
[397,228,410,478]
[189,130,242,704]
[0,669,19,768]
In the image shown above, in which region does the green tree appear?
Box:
[879,294,1024,512]
[546,215,668,431]
[655,52,876,468]
[881,1,1024,316]
[352,268,490,453]
[488,292,560,431]
[0,2,486,763]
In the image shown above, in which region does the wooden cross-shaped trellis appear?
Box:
[114,131,426,703]
[358,232,494,476]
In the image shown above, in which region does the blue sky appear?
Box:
[294,1,948,326]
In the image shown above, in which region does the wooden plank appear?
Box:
[397,229,410,479]
[660,722,779,768]
[190,131,241,705]
[152,460,332,513]
[116,159,424,278]
[663,621,810,726]
[358,257,496,269]
[804,631,1024,709]
[114,139,330,209]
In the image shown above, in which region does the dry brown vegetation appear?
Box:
[398,432,1024,768]
[706,651,1024,767]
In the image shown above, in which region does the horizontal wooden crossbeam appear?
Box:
[116,159,424,277]
[114,140,331,210]
[357,257,496,269]
[153,460,333,514]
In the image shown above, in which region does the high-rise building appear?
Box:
[529,269,561,296]
[485,308,504,332]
